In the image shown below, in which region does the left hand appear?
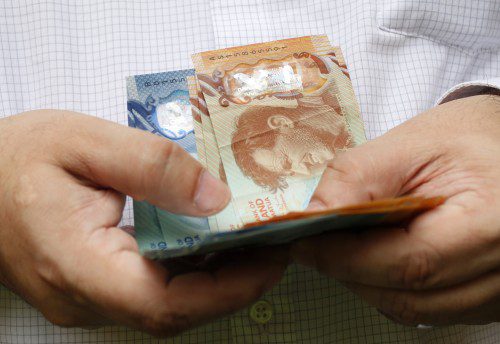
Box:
[0,110,287,336]
[292,94,500,326]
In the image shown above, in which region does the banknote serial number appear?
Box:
[144,77,186,87]
[208,45,288,61]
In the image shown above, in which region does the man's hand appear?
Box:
[0,110,287,336]
[292,94,500,326]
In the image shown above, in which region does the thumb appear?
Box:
[308,127,429,211]
[58,112,230,216]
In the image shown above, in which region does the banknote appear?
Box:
[189,75,243,231]
[187,75,221,231]
[127,38,440,261]
[188,77,207,168]
[144,196,444,259]
[192,35,366,225]
[126,70,441,260]
[127,69,211,254]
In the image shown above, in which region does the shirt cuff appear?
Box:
[436,77,500,105]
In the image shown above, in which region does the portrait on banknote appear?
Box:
[199,52,354,192]
[231,104,351,192]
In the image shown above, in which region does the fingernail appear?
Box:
[194,170,231,214]
[306,199,327,212]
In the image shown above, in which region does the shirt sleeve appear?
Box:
[436,77,500,105]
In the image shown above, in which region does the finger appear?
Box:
[1,257,111,329]
[295,105,500,290]
[21,166,283,335]
[60,227,287,337]
[307,112,442,211]
[307,146,394,211]
[39,295,112,328]
[292,226,442,290]
[162,247,289,321]
[55,111,230,216]
[345,268,500,326]
[293,194,500,291]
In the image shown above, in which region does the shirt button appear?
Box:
[249,300,273,324]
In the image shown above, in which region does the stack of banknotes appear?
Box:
[126,35,441,259]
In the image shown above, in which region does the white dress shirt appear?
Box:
[0,1,499,343]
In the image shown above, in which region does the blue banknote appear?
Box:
[126,69,210,254]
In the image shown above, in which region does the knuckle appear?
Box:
[157,142,184,185]
[383,292,422,326]
[226,278,270,313]
[228,290,259,309]
[10,169,41,209]
[329,153,364,183]
[250,280,268,301]
[141,140,180,192]
[35,258,67,292]
[35,257,81,303]
[116,230,140,251]
[331,151,379,196]
[389,248,438,290]
[34,254,64,289]
[318,154,371,206]
[141,308,192,338]
[155,138,179,164]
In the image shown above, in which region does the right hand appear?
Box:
[0,110,287,336]
[292,95,500,326]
